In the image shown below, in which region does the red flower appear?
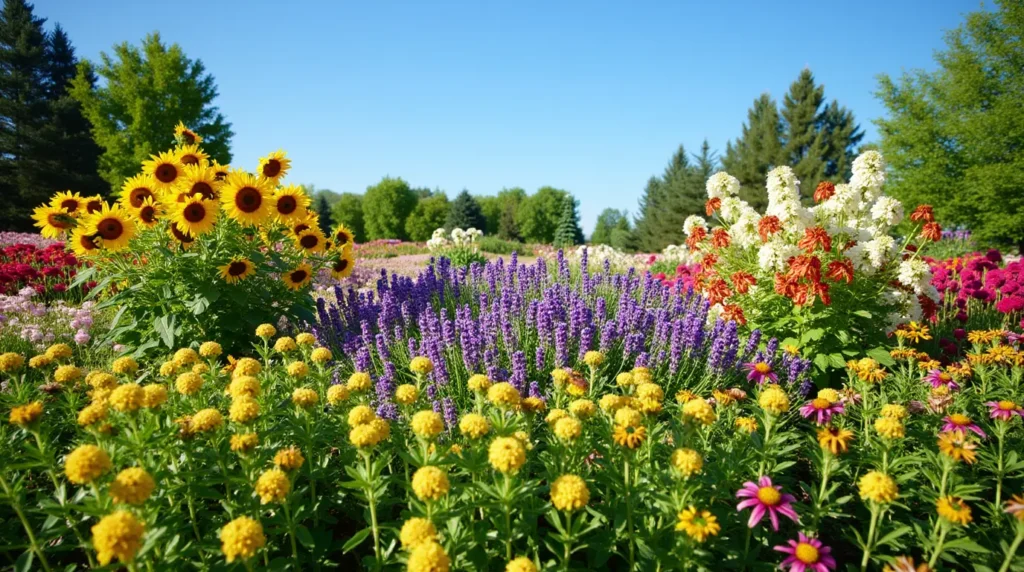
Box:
[792,283,811,306]
[758,216,781,243]
[811,280,831,306]
[705,198,721,216]
[711,228,731,249]
[921,222,942,242]
[722,304,746,325]
[813,181,835,203]
[706,278,732,305]
[787,255,821,283]
[825,259,854,284]
[731,271,757,294]
[685,227,707,250]
[797,226,832,254]
[700,253,719,271]
[774,273,798,297]
[910,204,934,223]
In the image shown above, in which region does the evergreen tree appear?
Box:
[497,201,521,241]
[330,192,365,242]
[632,142,714,252]
[445,189,486,231]
[721,93,784,210]
[781,69,827,198]
[820,100,863,180]
[315,195,331,235]
[553,195,584,247]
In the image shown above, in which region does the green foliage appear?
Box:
[876,0,1024,251]
[476,236,525,255]
[590,208,632,249]
[477,195,501,235]
[722,94,784,210]
[315,194,332,235]
[362,176,417,240]
[405,193,450,241]
[330,192,366,243]
[633,142,716,252]
[780,69,828,197]
[445,190,486,231]
[68,32,233,189]
[553,195,584,247]
[516,186,568,243]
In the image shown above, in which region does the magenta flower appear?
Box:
[986,400,1024,421]
[942,413,987,438]
[799,398,845,425]
[774,533,836,572]
[736,475,799,530]
[743,361,778,385]
[923,369,959,391]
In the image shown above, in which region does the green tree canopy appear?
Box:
[553,195,584,247]
[445,189,486,231]
[876,0,1024,250]
[69,32,233,189]
[633,142,716,252]
[516,186,568,243]
[721,94,784,210]
[330,192,365,243]
[406,193,449,241]
[362,176,417,240]
[591,208,631,246]
[477,195,501,235]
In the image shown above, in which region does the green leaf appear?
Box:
[342,528,371,553]
[866,346,895,366]
[296,525,315,549]
[154,315,177,349]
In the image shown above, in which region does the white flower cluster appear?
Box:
[569,244,638,272]
[426,227,482,251]
[660,244,698,265]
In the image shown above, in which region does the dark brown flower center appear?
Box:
[97,218,123,240]
[79,234,99,251]
[333,258,349,272]
[334,230,352,244]
[299,234,319,249]
[228,261,249,276]
[214,170,227,181]
[262,159,281,178]
[48,213,74,229]
[60,199,79,212]
[180,154,200,166]
[171,224,194,243]
[190,182,215,200]
[182,131,197,144]
[184,203,206,223]
[129,188,154,208]
[140,206,156,223]
[277,196,297,215]
[293,223,310,235]
[235,187,262,213]
[289,269,308,283]
[155,163,178,183]
[86,200,103,213]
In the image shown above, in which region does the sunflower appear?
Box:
[134,197,162,228]
[221,171,272,226]
[83,196,105,214]
[174,121,202,145]
[176,164,221,201]
[291,211,320,236]
[332,224,355,249]
[175,144,209,168]
[282,263,313,290]
[82,204,137,251]
[119,175,159,210]
[70,228,101,257]
[294,228,326,254]
[168,223,197,249]
[142,151,185,190]
[32,205,77,238]
[210,161,230,181]
[172,196,219,237]
[330,247,355,279]
[257,150,290,183]
[218,257,255,284]
[49,190,85,215]
[271,185,310,223]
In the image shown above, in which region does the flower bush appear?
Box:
[426,227,486,268]
[1,288,101,353]
[0,243,88,302]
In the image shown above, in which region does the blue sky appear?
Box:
[40,0,976,234]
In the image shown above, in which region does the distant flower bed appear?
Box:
[0,231,57,249]
[0,243,90,302]
[355,240,430,259]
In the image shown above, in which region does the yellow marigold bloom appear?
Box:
[938,429,978,464]
[174,348,199,367]
[255,468,290,504]
[632,366,653,385]
[28,354,53,369]
[347,371,372,392]
[87,371,117,389]
[175,372,203,395]
[231,432,259,453]
[489,436,526,474]
[615,372,635,387]
[295,333,316,346]
[45,343,73,360]
[758,386,790,415]
[635,382,664,402]
[349,422,386,448]
[521,396,546,413]
[467,373,492,392]
[274,446,305,471]
[111,356,138,375]
[311,347,332,363]
[233,357,261,378]
[860,368,888,383]
[9,401,43,427]
[228,375,260,399]
[583,351,605,368]
[410,356,434,375]
[348,405,376,427]
[551,368,570,387]
[859,471,898,504]
[191,408,224,433]
[400,517,437,549]
[545,409,569,426]
[614,406,643,428]
[371,418,392,440]
[90,387,112,405]
[109,467,155,505]
[676,389,698,403]
[78,403,108,427]
[487,382,521,409]
[936,496,972,526]
[599,394,626,412]
[874,417,905,440]
[286,361,309,379]
[196,341,222,358]
[291,387,318,409]
[109,383,144,413]
[412,466,450,501]
[407,541,450,572]
[568,399,596,419]
[192,363,209,375]
[141,384,168,408]
[448,443,463,456]
[513,430,532,450]
[274,337,297,353]
[54,364,82,384]
[735,417,759,433]
[671,448,703,477]
[459,413,490,439]
[395,384,419,405]
[712,389,735,407]
[230,396,261,424]
[412,410,445,439]
[553,416,582,442]
[91,510,144,565]
[220,516,265,563]
[817,426,854,455]
[682,398,717,426]
[675,506,720,542]
[0,352,25,372]
[613,424,647,449]
[159,361,178,377]
[550,474,589,512]
[506,557,538,572]
[880,403,908,419]
[256,324,277,339]
[817,388,840,404]
[327,384,350,405]
[65,444,111,484]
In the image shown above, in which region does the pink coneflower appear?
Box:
[799,398,845,425]
[743,361,778,385]
[774,532,836,572]
[942,413,986,438]
[986,400,1024,421]
[735,475,799,531]
[924,369,960,391]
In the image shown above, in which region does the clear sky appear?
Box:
[39,0,977,234]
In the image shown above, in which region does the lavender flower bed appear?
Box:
[0,231,57,249]
[0,287,98,352]
[314,251,813,419]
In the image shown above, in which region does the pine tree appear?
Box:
[445,189,486,231]
[632,142,715,252]
[315,195,331,235]
[497,201,521,241]
[722,93,784,210]
[781,69,827,198]
[553,195,584,247]
[820,101,863,180]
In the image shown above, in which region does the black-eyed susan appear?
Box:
[142,151,185,190]
[294,228,326,254]
[218,257,255,284]
[174,121,202,145]
[134,197,162,228]
[282,263,313,290]
[330,247,355,279]
[50,190,85,215]
[613,423,647,449]
[176,164,220,201]
[332,223,355,249]
[174,144,209,167]
[32,205,77,238]
[172,196,219,237]
[271,185,310,223]
[257,150,290,183]
[119,175,158,210]
[83,204,136,251]
[221,171,272,226]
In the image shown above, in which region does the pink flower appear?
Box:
[735,475,799,531]
[799,398,845,425]
[924,369,959,391]
[986,400,1024,421]
[774,532,836,572]
[743,361,778,385]
[942,413,986,438]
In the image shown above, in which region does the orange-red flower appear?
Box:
[722,304,746,325]
[797,227,832,254]
[825,259,854,284]
[706,279,732,305]
[731,271,757,294]
[910,204,934,223]
[774,273,798,297]
[813,181,835,203]
[757,216,781,243]
[686,227,707,250]
[921,222,942,242]
[787,255,821,283]
[705,198,721,216]
[711,228,730,249]
[811,280,831,306]
[700,253,719,271]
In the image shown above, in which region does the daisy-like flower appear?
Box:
[774,532,836,572]
[817,426,854,455]
[743,361,778,384]
[675,506,721,542]
[799,398,845,425]
[941,413,986,438]
[1004,494,1024,521]
[923,369,960,391]
[735,475,799,530]
[986,400,1024,421]
[937,429,978,464]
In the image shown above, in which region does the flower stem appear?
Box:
[927,523,949,568]
[998,525,1024,572]
[0,474,52,572]
[995,425,1005,507]
[563,510,573,571]
[860,502,881,571]
[624,457,636,570]
[283,498,299,562]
